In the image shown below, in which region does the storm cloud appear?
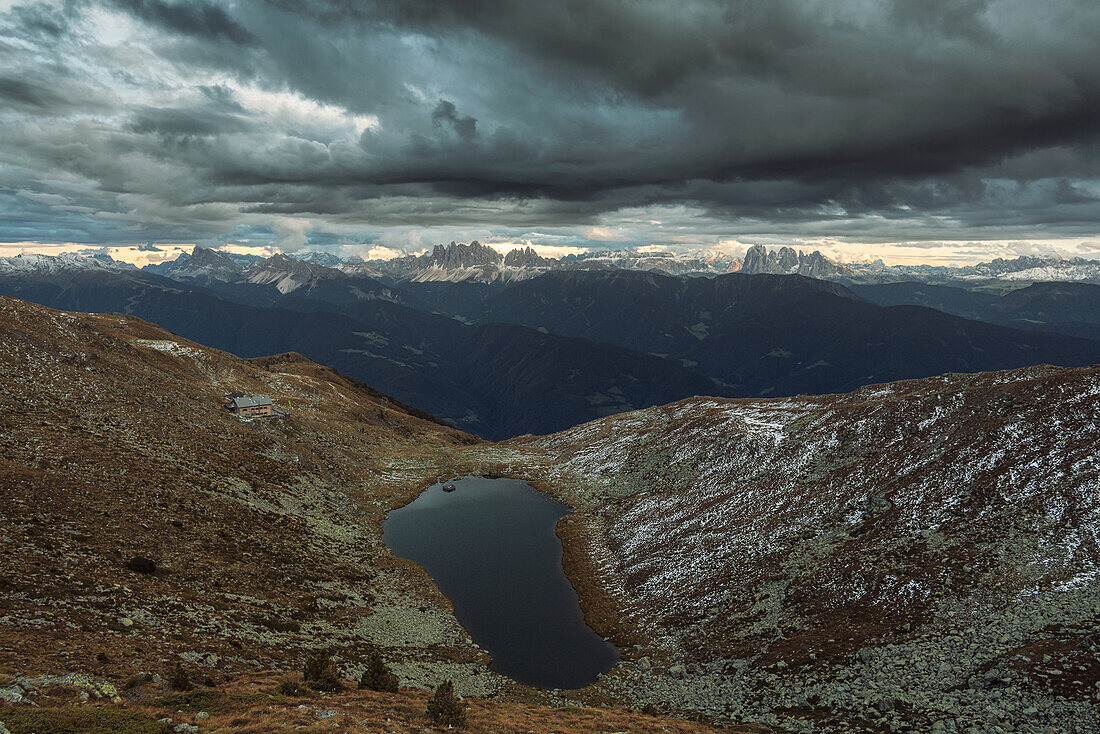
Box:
[2,0,1100,255]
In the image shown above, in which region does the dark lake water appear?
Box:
[382,476,618,689]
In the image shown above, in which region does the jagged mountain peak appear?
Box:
[246,252,345,292]
[503,246,556,268]
[740,244,848,278]
[427,240,504,268]
[188,245,237,267]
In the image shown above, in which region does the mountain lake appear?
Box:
[382,476,618,689]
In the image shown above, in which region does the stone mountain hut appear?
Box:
[226,394,274,418]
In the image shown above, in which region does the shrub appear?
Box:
[277,678,307,697]
[126,556,157,574]
[309,669,343,693]
[124,673,152,690]
[358,648,399,693]
[0,707,172,734]
[303,649,343,693]
[303,649,330,682]
[168,662,192,691]
[425,680,466,728]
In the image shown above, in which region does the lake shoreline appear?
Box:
[382,476,619,690]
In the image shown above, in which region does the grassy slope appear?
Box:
[0,295,748,732]
[484,366,1100,731]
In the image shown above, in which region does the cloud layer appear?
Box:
[2,0,1100,257]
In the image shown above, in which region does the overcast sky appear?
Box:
[3,0,1100,263]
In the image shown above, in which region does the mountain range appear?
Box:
[142,240,1100,286]
[4,247,1100,438]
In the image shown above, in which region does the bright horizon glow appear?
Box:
[3,237,1100,267]
[484,241,590,259]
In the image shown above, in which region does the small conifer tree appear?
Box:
[358,647,399,693]
[426,680,466,727]
[168,662,192,691]
[303,649,343,693]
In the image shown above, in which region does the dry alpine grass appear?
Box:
[3,671,756,734]
[0,295,477,679]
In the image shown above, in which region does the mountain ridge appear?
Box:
[494,362,1100,731]
[0,263,727,438]
[5,253,1100,437]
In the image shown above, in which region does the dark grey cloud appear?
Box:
[128,105,252,137]
[0,75,72,110]
[2,0,1100,252]
[431,100,477,141]
[107,0,257,45]
[8,1,71,38]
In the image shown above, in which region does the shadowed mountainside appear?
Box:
[854,280,1100,340]
[0,266,724,438]
[470,270,1100,395]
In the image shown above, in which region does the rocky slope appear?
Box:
[481,365,1100,732]
[0,670,738,734]
[2,294,1098,733]
[0,296,494,690]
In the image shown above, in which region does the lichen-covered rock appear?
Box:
[4,673,121,704]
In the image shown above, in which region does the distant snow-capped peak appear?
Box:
[0,252,130,273]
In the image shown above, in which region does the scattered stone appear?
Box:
[3,673,122,703]
[179,651,220,667]
[0,686,24,704]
